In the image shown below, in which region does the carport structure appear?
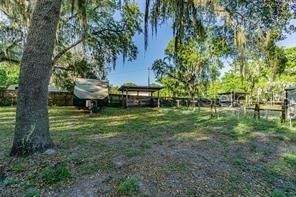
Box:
[119,85,163,108]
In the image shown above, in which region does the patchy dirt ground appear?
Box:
[0,107,295,196]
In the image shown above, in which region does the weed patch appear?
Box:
[232,159,244,166]
[79,162,100,175]
[118,176,139,196]
[126,150,144,158]
[41,164,72,185]
[283,153,296,168]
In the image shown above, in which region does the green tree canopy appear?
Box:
[123,82,137,87]
[285,47,296,75]
[0,0,142,84]
[153,34,229,99]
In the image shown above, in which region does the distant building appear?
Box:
[218,91,247,107]
[7,84,68,93]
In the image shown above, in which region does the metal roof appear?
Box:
[119,85,163,92]
[285,87,296,91]
[218,91,247,95]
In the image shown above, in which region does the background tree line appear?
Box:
[155,46,296,100]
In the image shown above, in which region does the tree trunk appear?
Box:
[10,0,62,156]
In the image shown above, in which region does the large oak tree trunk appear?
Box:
[10,0,62,156]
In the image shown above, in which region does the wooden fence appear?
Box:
[48,92,73,106]
[108,94,217,108]
[247,102,288,122]
[0,90,17,106]
[0,90,73,106]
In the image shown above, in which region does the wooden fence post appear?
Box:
[214,99,217,116]
[281,99,287,123]
[157,91,160,108]
[121,91,124,108]
[254,103,260,119]
[125,90,128,108]
[243,104,247,117]
[210,100,214,118]
[176,100,180,107]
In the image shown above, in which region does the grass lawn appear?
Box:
[0,106,295,196]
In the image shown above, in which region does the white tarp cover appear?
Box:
[74,78,108,100]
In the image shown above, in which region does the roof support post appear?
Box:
[157,91,160,108]
[121,90,124,108]
[125,89,129,108]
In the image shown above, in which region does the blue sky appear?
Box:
[277,19,296,47]
[108,22,173,87]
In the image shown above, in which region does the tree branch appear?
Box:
[52,25,126,65]
[0,8,14,19]
[0,54,20,64]
[52,38,84,65]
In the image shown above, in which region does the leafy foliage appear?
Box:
[284,47,296,76]
[0,64,19,88]
[208,47,296,100]
[0,0,142,88]
[52,53,97,91]
[146,1,295,43]
[123,82,137,87]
